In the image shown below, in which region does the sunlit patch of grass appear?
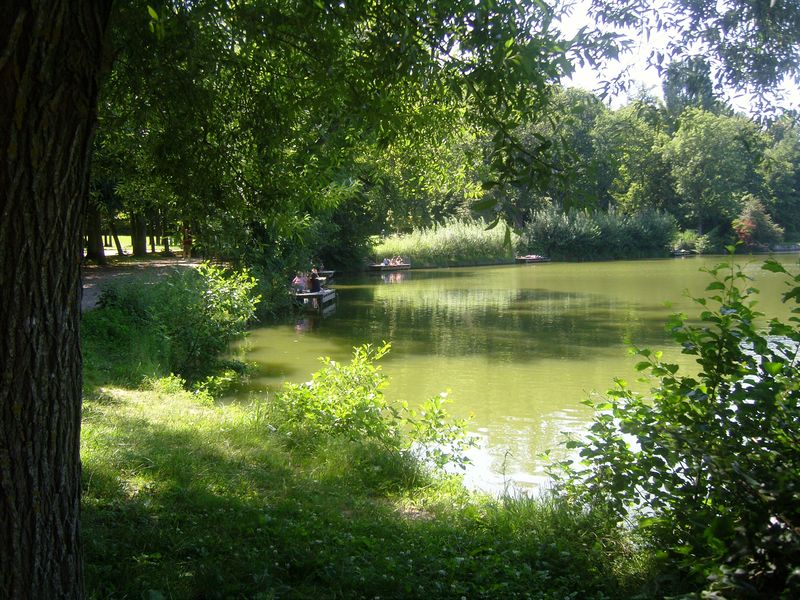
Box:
[375,217,519,268]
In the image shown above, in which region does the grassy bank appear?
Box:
[80,265,655,598]
[81,384,650,599]
[374,218,518,268]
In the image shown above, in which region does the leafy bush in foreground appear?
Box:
[273,343,473,471]
[554,255,800,596]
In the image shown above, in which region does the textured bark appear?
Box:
[85,202,107,265]
[130,212,148,256]
[0,2,112,598]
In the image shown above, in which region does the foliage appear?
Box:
[661,57,723,126]
[671,229,711,254]
[761,118,800,239]
[591,99,680,214]
[732,194,785,249]
[88,263,260,382]
[591,0,800,114]
[664,108,767,233]
[374,217,518,268]
[273,343,473,471]
[554,256,800,596]
[522,206,676,260]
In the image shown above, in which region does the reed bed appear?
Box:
[374,218,519,268]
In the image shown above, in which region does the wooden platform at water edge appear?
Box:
[368,263,411,272]
[293,289,337,314]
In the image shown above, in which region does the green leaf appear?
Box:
[763,362,783,375]
[147,5,159,20]
[706,281,725,291]
[762,259,787,274]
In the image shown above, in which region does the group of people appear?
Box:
[291,267,322,293]
[381,256,404,266]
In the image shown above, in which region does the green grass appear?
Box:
[81,385,654,599]
[374,218,519,268]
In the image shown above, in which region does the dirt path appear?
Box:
[81,257,202,311]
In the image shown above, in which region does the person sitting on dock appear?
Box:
[382,257,391,266]
[391,255,403,265]
[292,272,307,292]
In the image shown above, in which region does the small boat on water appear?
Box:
[515,255,551,264]
[368,263,411,272]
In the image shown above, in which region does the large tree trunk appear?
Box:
[0,2,112,598]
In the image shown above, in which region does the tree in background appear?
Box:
[662,56,724,128]
[732,194,785,249]
[761,118,800,239]
[591,95,679,214]
[664,108,767,234]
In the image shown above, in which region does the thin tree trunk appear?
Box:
[149,234,156,254]
[1,2,113,598]
[109,219,125,256]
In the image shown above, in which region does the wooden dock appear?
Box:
[368,263,411,272]
[293,289,336,312]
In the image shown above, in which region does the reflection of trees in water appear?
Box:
[341,284,672,362]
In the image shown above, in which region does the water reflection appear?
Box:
[234,255,800,494]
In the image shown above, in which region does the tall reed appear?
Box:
[374,218,518,267]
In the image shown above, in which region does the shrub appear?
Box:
[522,207,676,260]
[672,229,712,254]
[273,343,473,470]
[554,255,800,596]
[88,262,260,383]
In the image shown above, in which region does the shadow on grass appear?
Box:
[82,393,649,599]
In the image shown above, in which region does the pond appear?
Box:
[231,254,799,493]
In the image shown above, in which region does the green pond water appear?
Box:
[231,254,799,493]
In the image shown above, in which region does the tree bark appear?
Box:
[130,212,148,256]
[85,202,107,265]
[0,2,112,598]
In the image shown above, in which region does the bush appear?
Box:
[522,207,677,260]
[672,229,712,254]
[273,343,473,470]
[733,194,785,249]
[87,262,260,383]
[554,255,800,596]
